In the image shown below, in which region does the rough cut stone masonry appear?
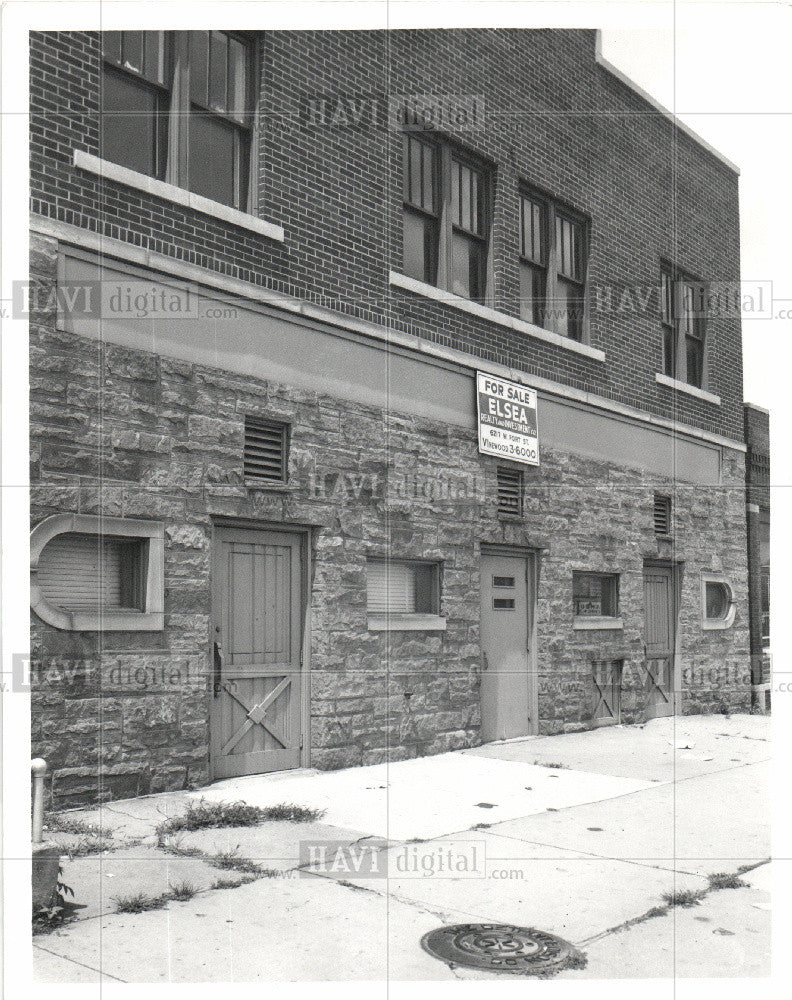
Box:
[30,233,750,807]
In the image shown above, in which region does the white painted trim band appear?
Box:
[655,372,721,406]
[30,214,747,454]
[73,150,285,243]
[389,270,606,363]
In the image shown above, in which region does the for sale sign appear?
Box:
[476,372,539,466]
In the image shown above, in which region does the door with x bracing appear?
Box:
[210,526,304,779]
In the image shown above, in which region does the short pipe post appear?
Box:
[31,758,48,844]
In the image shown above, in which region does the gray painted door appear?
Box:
[480,553,536,741]
[643,564,676,719]
[210,527,303,779]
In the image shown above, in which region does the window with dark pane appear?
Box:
[653,493,672,536]
[450,156,486,300]
[554,213,584,340]
[519,194,547,326]
[187,30,251,210]
[517,186,588,340]
[660,266,676,376]
[402,135,438,285]
[101,31,171,178]
[497,466,523,516]
[573,572,619,617]
[400,137,490,301]
[244,417,288,484]
[659,264,708,389]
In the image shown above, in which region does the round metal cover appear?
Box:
[421,923,585,976]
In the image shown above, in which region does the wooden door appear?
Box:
[210,527,303,779]
[480,553,537,741]
[643,564,676,720]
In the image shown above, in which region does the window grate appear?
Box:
[244,417,288,483]
[497,467,523,516]
[653,494,672,536]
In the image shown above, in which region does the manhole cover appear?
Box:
[421,923,585,976]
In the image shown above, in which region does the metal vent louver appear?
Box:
[497,467,523,516]
[244,417,288,483]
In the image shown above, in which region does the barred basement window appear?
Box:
[366,559,439,615]
[573,572,619,617]
[654,494,672,536]
[244,417,289,484]
[38,534,144,612]
[497,466,524,516]
[30,514,164,631]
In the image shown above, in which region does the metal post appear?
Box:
[31,758,48,844]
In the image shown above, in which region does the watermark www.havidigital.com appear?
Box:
[300,92,486,131]
[13,279,238,321]
[299,839,505,879]
[10,655,194,693]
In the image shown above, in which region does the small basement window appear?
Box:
[37,533,145,612]
[366,558,445,631]
[701,573,736,629]
[573,571,619,618]
[244,416,289,484]
[497,466,524,516]
[30,514,164,631]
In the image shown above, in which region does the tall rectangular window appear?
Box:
[187,31,251,210]
[101,31,171,179]
[99,30,253,211]
[401,136,490,302]
[450,156,486,299]
[519,188,588,341]
[402,136,438,285]
[659,263,708,389]
[519,194,547,327]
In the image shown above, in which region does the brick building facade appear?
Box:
[30,28,753,806]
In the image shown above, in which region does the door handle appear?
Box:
[213,640,223,698]
[482,652,489,672]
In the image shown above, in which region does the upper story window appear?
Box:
[102,31,171,180]
[101,31,253,211]
[660,263,707,389]
[519,188,588,341]
[402,135,490,301]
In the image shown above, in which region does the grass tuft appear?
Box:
[156,800,325,838]
[661,888,704,908]
[168,880,198,902]
[211,875,256,890]
[708,872,748,890]
[113,891,171,914]
[534,761,568,769]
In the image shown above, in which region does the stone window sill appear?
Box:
[655,372,721,406]
[73,150,285,242]
[573,616,624,630]
[368,614,447,632]
[389,271,606,363]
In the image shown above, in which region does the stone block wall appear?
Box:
[30,232,750,806]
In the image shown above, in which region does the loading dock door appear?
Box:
[643,564,677,719]
[210,527,303,779]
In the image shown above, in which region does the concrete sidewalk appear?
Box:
[34,713,770,982]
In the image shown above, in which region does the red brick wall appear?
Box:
[30,28,744,439]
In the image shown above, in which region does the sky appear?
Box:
[600,12,792,413]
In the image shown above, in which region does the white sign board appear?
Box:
[476,372,539,466]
